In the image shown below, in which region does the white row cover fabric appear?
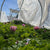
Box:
[42,0,50,29]
[17,0,50,29]
[0,11,9,23]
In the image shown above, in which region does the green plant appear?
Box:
[0,21,50,50]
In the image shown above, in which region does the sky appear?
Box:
[0,0,19,16]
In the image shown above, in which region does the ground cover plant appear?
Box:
[0,20,50,50]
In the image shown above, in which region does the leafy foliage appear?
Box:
[0,21,50,50]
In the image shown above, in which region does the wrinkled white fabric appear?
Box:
[43,5,50,29]
[18,0,41,26]
[17,0,50,29]
[42,0,50,29]
[0,11,9,23]
[17,0,23,9]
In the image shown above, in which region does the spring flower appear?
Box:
[25,39,30,45]
[15,42,18,44]
[15,41,18,44]
[27,39,31,42]
[44,30,46,32]
[25,42,28,45]
[10,26,17,31]
[22,24,25,27]
[34,26,40,30]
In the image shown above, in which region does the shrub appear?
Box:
[0,21,50,50]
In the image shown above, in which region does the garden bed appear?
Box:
[0,20,50,50]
